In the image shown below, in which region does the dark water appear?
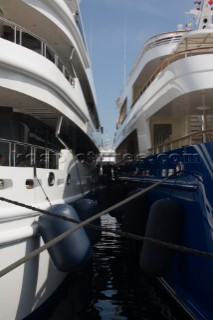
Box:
[37,214,188,320]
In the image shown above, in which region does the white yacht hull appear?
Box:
[0,159,97,320]
[0,235,66,320]
[0,1,101,318]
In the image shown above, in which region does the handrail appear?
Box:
[143,31,186,49]
[0,138,60,168]
[0,17,75,86]
[127,31,185,82]
[143,32,183,53]
[131,46,213,108]
[148,129,213,155]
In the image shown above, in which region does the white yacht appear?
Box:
[0,0,101,319]
[113,0,213,157]
[112,1,213,319]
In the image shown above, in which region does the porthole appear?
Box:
[26,179,34,189]
[48,172,55,186]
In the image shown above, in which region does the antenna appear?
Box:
[123,19,127,86]
[123,0,128,86]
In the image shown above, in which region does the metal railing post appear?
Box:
[14,25,17,43]
[19,29,22,45]
[41,42,44,55]
[0,138,60,169]
[8,142,12,167]
[12,143,16,167]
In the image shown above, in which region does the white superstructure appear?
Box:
[113,0,213,158]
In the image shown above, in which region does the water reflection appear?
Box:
[36,214,186,320]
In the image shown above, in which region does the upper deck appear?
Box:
[127,31,185,84]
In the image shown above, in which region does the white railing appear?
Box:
[0,17,75,86]
[131,46,213,108]
[0,138,60,169]
[148,129,213,155]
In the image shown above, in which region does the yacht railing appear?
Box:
[127,31,185,84]
[131,46,213,108]
[148,129,213,155]
[0,17,75,86]
[143,32,183,52]
[0,138,60,169]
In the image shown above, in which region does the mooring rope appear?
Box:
[34,166,52,206]
[0,171,212,278]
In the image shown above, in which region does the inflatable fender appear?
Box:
[140,198,183,277]
[73,198,101,244]
[38,204,92,272]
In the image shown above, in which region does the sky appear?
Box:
[80,0,195,145]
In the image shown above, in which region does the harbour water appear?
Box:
[34,214,190,320]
